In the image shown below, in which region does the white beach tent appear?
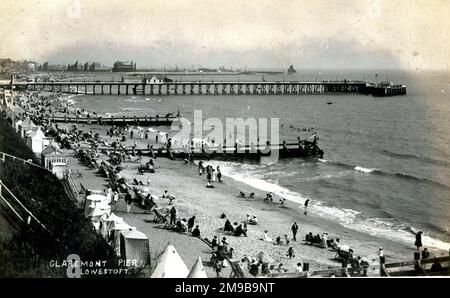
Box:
[187,256,208,278]
[84,194,108,217]
[100,213,124,239]
[87,201,111,219]
[150,244,189,278]
[119,230,150,267]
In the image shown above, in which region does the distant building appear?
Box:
[113,61,136,72]
[145,75,173,84]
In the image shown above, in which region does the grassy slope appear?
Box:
[0,114,117,277]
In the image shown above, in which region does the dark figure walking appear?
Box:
[415,231,423,250]
[188,216,196,234]
[169,206,177,225]
[304,199,310,215]
[291,222,298,241]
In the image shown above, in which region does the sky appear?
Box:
[0,0,449,70]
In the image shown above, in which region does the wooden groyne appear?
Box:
[1,80,406,97]
[95,140,324,161]
[380,255,450,277]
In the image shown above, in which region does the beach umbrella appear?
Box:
[151,244,189,278]
[257,251,275,264]
[86,194,108,202]
[187,257,208,278]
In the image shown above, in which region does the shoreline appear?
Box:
[9,89,449,276]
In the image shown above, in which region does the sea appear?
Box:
[71,69,450,252]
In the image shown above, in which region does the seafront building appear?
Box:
[113,61,137,72]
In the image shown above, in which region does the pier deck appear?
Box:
[1,80,406,97]
[46,114,178,126]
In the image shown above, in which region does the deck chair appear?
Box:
[153,208,169,223]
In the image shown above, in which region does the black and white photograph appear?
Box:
[0,0,449,288]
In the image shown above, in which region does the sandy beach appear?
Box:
[10,89,447,277]
[64,123,436,277]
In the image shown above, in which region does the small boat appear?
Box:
[327,101,333,105]
[287,65,297,74]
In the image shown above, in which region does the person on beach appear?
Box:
[296,263,303,272]
[291,222,298,241]
[147,177,151,186]
[211,235,218,248]
[278,263,287,272]
[188,216,196,234]
[169,206,178,226]
[287,247,295,258]
[304,199,310,215]
[321,233,328,248]
[217,166,222,182]
[360,257,369,277]
[130,130,134,139]
[249,260,260,276]
[276,236,282,245]
[234,224,247,237]
[422,248,430,259]
[192,225,201,238]
[415,231,423,250]
[206,170,212,183]
[378,247,385,265]
[198,161,204,176]
[284,234,291,246]
[263,230,273,242]
[125,191,132,214]
[106,188,112,204]
[113,191,119,205]
[224,219,235,233]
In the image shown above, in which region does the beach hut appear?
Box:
[41,144,68,178]
[119,230,150,267]
[187,256,208,278]
[150,244,189,278]
[20,117,38,138]
[25,127,46,155]
[110,223,136,256]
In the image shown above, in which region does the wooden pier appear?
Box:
[1,80,406,97]
[46,114,178,126]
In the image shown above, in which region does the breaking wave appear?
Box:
[198,160,450,252]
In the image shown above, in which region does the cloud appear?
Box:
[0,0,449,70]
